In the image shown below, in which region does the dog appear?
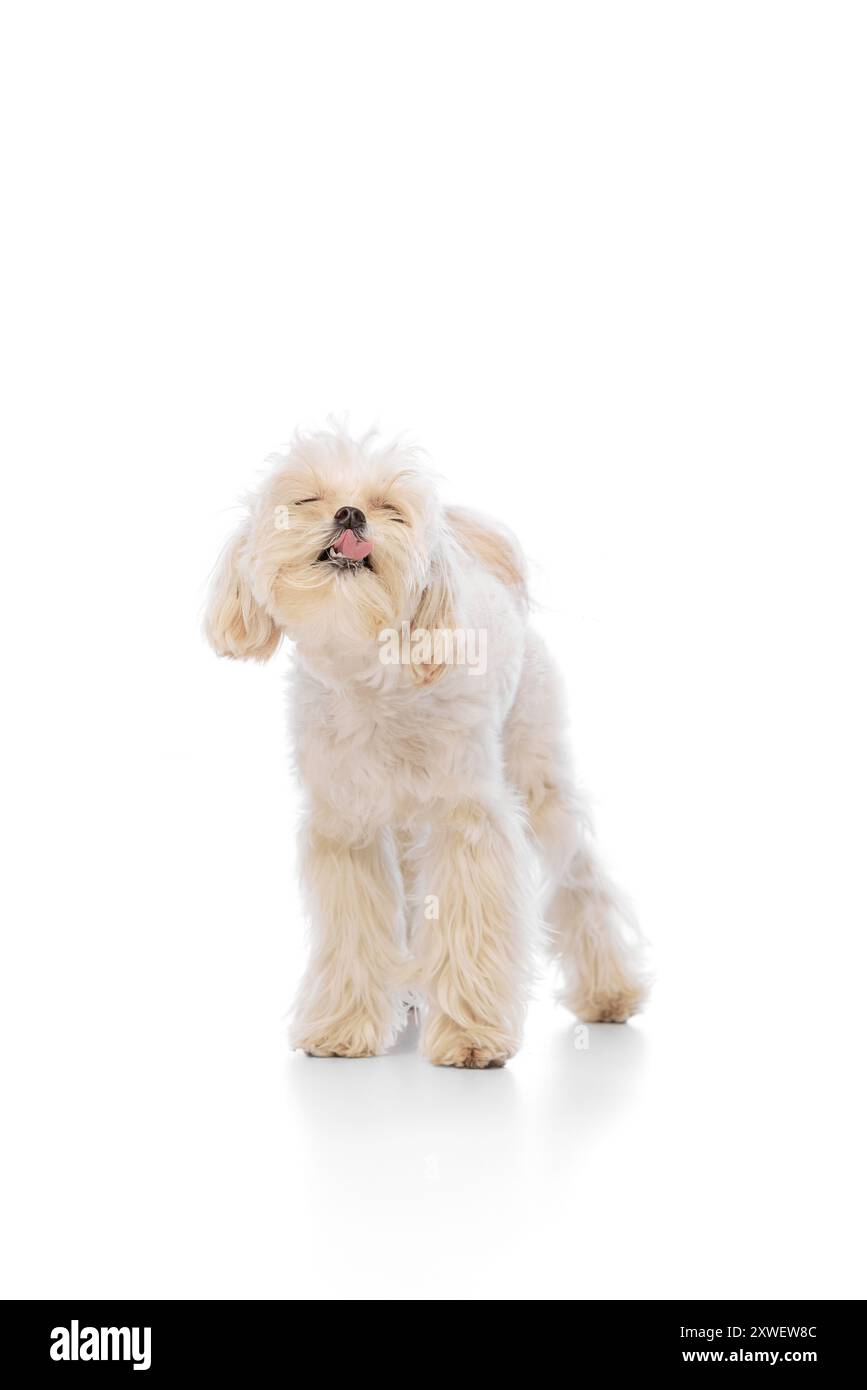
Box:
[205,426,647,1067]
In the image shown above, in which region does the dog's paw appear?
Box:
[441,1042,511,1069]
[298,1037,380,1058]
[291,1008,391,1059]
[420,1014,516,1069]
[569,982,647,1023]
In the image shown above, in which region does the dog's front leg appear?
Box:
[416,795,534,1069]
[290,818,408,1057]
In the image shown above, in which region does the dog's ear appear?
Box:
[204,519,281,661]
[409,535,459,685]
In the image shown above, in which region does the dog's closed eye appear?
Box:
[295,497,321,506]
[376,502,405,523]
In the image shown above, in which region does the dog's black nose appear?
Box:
[334,506,366,531]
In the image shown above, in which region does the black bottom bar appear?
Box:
[1,1300,862,1375]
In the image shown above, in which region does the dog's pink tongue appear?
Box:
[334,529,373,560]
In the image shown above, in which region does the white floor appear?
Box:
[5,772,864,1301]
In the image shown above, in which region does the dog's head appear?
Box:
[204,428,455,673]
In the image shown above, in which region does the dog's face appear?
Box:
[205,430,451,665]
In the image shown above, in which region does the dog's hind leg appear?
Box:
[531,782,648,1022]
[506,635,649,1023]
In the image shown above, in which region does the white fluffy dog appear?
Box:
[205,426,647,1067]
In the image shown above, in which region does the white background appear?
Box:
[2,1,865,1300]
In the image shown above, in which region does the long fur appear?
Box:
[205,426,648,1067]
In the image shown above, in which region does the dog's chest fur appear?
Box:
[289,581,525,839]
